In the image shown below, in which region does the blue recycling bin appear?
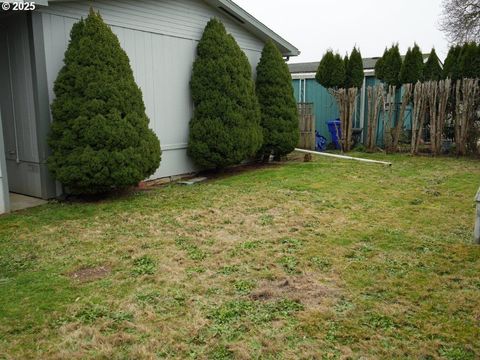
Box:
[315,131,327,152]
[327,119,342,150]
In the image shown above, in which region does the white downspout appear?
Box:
[298,79,301,102]
[303,78,306,102]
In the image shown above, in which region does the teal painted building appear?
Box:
[293,77,341,141]
[289,60,413,148]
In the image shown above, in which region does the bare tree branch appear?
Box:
[440,0,480,44]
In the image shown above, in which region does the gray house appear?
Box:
[0,0,299,214]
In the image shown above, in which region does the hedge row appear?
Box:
[48,14,299,194]
[188,19,298,168]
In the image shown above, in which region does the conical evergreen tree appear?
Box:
[459,42,480,79]
[346,47,364,88]
[423,48,443,81]
[187,19,262,169]
[48,10,161,194]
[443,45,462,80]
[256,40,299,159]
[400,44,424,84]
[374,48,388,81]
[381,45,402,86]
[343,54,350,87]
[315,50,346,89]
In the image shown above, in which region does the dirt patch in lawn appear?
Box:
[68,266,111,283]
[250,275,340,309]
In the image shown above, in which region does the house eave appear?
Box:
[44,0,300,57]
[204,0,300,56]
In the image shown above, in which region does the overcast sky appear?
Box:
[234,0,449,63]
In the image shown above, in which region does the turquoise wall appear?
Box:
[363,76,413,146]
[292,77,413,147]
[293,78,339,142]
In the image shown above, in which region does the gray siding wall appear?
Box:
[39,0,265,180]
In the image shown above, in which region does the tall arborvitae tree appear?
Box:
[423,48,443,81]
[399,47,413,82]
[377,45,405,152]
[315,51,346,89]
[443,45,463,142]
[344,47,364,151]
[381,45,403,87]
[343,54,350,87]
[443,45,463,80]
[457,42,480,155]
[48,10,161,194]
[374,48,388,81]
[400,44,424,84]
[346,47,364,88]
[188,19,262,169]
[256,41,299,159]
[459,42,480,78]
[441,42,478,122]
[423,48,448,156]
[373,44,402,87]
[377,45,403,151]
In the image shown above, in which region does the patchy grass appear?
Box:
[0,153,479,359]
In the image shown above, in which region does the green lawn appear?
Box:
[0,153,479,359]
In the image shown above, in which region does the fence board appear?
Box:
[298,103,315,150]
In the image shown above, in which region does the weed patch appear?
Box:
[209,298,303,326]
[132,256,156,275]
[176,237,207,261]
[309,257,332,271]
[258,215,274,226]
[74,304,134,325]
[279,255,300,274]
[233,280,256,295]
[218,265,240,275]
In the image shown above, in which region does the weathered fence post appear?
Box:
[475,189,480,244]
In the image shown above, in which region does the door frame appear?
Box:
[29,12,57,199]
[0,12,57,200]
[0,19,10,213]
[0,109,10,214]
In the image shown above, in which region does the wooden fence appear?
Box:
[298,103,315,150]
